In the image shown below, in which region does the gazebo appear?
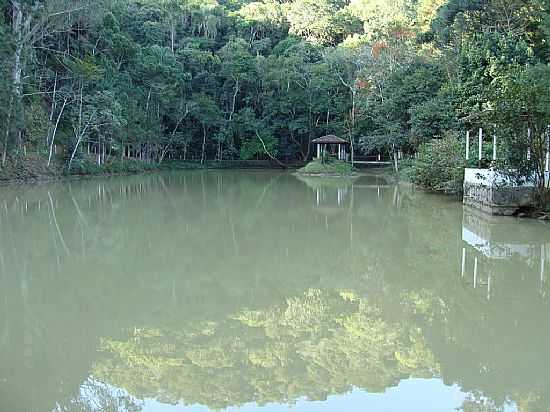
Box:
[312,135,350,161]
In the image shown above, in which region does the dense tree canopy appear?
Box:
[0,0,548,173]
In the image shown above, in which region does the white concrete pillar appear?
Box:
[478,128,483,161]
[317,144,321,159]
[493,134,497,161]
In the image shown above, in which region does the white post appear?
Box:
[466,131,470,160]
[317,144,321,159]
[478,128,483,161]
[461,248,466,278]
[487,272,492,301]
[493,134,497,161]
[338,144,341,160]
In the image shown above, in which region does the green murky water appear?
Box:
[1,170,549,412]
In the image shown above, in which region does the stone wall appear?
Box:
[463,168,534,216]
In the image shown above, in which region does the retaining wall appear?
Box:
[463,168,534,216]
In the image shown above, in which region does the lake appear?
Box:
[0,170,549,412]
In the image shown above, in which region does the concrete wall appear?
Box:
[463,168,534,216]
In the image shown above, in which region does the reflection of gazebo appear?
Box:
[296,175,356,217]
[312,135,350,161]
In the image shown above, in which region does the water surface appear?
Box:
[1,170,549,412]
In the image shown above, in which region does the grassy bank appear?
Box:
[0,157,299,184]
[0,156,64,183]
[297,159,356,177]
[0,156,159,184]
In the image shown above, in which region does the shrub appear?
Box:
[409,134,465,193]
[66,159,157,176]
[298,158,355,176]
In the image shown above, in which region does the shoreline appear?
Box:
[0,159,303,187]
[2,162,548,222]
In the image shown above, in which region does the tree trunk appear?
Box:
[68,111,96,170]
[97,139,102,165]
[46,72,58,148]
[2,96,14,167]
[392,143,399,174]
[3,2,25,166]
[48,98,68,167]
[227,78,239,154]
[230,79,239,122]
[256,131,286,168]
[159,114,185,164]
[201,124,207,165]
[11,2,24,106]
[170,22,176,55]
[9,2,30,158]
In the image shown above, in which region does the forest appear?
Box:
[0,0,549,182]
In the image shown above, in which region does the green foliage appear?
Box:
[409,134,465,193]
[0,155,61,181]
[487,63,550,203]
[66,159,158,176]
[0,0,548,182]
[26,100,49,149]
[298,158,355,176]
[360,60,447,152]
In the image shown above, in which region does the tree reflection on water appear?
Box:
[0,171,548,412]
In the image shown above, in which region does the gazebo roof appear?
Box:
[312,135,350,145]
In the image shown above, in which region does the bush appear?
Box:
[409,134,465,193]
[66,159,157,176]
[0,155,61,182]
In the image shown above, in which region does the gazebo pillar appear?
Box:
[311,135,350,162]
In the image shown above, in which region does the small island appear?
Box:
[297,135,357,177]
